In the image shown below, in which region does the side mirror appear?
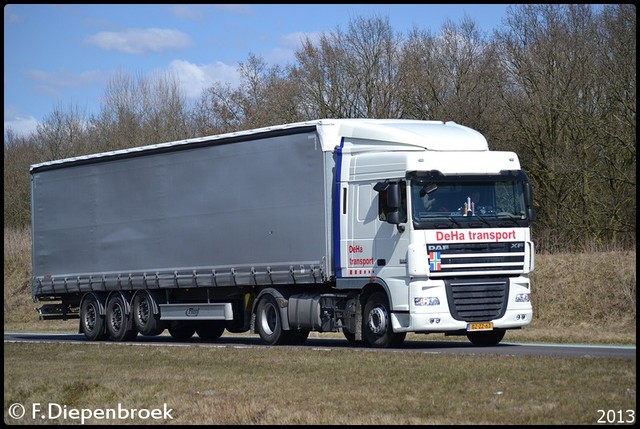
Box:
[386,182,401,210]
[374,180,404,228]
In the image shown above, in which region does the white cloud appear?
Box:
[166,59,241,98]
[4,115,39,137]
[263,31,323,65]
[86,28,192,54]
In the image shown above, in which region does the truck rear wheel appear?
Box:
[286,329,310,345]
[466,329,506,346]
[256,295,288,345]
[363,292,406,348]
[80,294,108,341]
[132,291,165,336]
[106,294,138,341]
[196,321,226,340]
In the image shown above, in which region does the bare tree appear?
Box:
[90,71,191,151]
[593,4,636,247]
[494,4,635,250]
[139,71,191,143]
[4,129,41,226]
[35,102,89,160]
[398,16,503,134]
[195,53,304,133]
[291,15,403,119]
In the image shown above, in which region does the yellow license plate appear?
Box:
[466,322,494,331]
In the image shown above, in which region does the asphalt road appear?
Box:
[4,332,636,359]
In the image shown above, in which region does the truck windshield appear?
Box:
[411,175,531,229]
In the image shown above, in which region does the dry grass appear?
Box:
[3,342,636,425]
[529,250,636,344]
[4,227,34,327]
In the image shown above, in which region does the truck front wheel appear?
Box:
[363,292,406,348]
[343,329,364,346]
[80,294,108,341]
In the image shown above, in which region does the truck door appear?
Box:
[344,182,408,281]
[344,183,376,278]
[373,180,410,281]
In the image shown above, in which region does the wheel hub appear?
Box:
[367,306,388,334]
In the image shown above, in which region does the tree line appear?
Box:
[4,4,635,253]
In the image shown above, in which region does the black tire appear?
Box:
[132,292,165,336]
[256,295,287,345]
[106,294,138,341]
[343,329,356,343]
[363,292,406,348]
[285,329,310,345]
[466,329,506,347]
[342,329,364,346]
[168,322,196,340]
[196,321,226,340]
[80,294,108,341]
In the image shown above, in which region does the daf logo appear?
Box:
[510,243,525,249]
[185,307,200,317]
[428,245,450,251]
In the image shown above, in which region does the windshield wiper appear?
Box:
[447,216,462,227]
[468,215,492,228]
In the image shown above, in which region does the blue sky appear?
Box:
[4,4,513,137]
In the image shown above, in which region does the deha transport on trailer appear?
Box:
[30,118,536,348]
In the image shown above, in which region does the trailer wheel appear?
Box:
[256,295,287,345]
[168,322,196,340]
[363,292,406,348]
[80,294,108,341]
[132,292,165,336]
[196,321,226,340]
[106,294,138,341]
[466,329,506,347]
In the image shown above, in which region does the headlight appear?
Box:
[414,297,440,306]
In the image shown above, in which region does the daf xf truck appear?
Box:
[31,118,536,348]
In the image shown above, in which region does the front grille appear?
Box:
[445,278,509,322]
[427,241,526,276]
